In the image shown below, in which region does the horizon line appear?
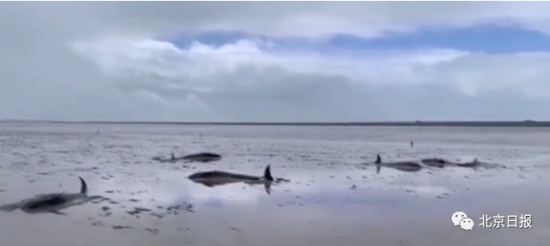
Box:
[0,119,547,127]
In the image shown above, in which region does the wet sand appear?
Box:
[0,124,548,246]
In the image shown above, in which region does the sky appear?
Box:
[3,2,550,122]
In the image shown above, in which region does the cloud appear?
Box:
[72,35,550,121]
[2,2,550,121]
[14,2,550,38]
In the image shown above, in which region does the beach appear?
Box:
[0,123,548,246]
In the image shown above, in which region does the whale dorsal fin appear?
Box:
[263,165,274,181]
[78,177,88,195]
[375,154,382,174]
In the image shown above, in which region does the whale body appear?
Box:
[0,177,103,215]
[182,152,222,163]
[152,152,222,163]
[188,165,280,194]
[374,154,423,173]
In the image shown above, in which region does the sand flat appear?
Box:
[0,124,548,246]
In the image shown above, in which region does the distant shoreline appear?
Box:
[0,120,548,127]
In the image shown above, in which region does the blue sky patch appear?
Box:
[169,25,550,54]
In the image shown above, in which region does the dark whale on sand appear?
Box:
[421,157,482,168]
[152,152,222,163]
[0,177,103,215]
[188,165,285,194]
[457,158,507,169]
[374,154,423,173]
[420,158,449,168]
[182,152,222,163]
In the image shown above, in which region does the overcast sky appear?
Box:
[3,2,550,122]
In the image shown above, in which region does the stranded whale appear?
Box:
[182,152,222,163]
[152,152,222,163]
[420,157,483,169]
[420,158,449,168]
[374,154,423,173]
[0,177,103,215]
[188,165,286,194]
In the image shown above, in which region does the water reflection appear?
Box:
[0,160,544,245]
[0,124,548,245]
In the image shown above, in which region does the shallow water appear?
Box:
[0,123,548,246]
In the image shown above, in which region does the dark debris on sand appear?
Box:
[145,228,160,235]
[166,203,194,214]
[112,225,134,230]
[84,198,197,236]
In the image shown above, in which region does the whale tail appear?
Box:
[78,177,88,195]
[263,165,274,181]
[375,154,382,174]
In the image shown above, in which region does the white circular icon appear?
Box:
[459,217,474,231]
[451,211,468,226]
